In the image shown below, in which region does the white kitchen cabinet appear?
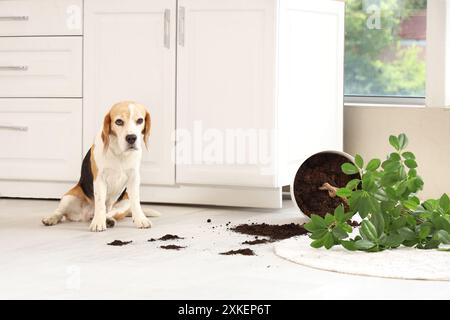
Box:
[176,0,345,190]
[0,37,82,98]
[83,0,177,186]
[0,99,82,182]
[0,0,344,208]
[176,0,278,188]
[0,0,82,36]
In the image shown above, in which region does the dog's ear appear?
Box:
[101,113,112,152]
[143,110,151,149]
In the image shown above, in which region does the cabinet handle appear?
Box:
[164,9,170,49]
[0,125,29,132]
[0,66,28,71]
[0,16,29,21]
[178,6,185,47]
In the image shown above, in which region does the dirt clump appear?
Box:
[220,249,255,256]
[231,223,307,241]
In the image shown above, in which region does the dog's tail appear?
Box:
[144,209,162,217]
[113,209,162,221]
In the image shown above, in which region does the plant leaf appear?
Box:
[402,152,416,160]
[398,134,408,150]
[342,163,359,175]
[355,240,376,250]
[370,211,385,236]
[404,159,418,169]
[310,214,327,229]
[324,213,335,226]
[398,227,416,241]
[366,159,381,171]
[340,240,357,251]
[439,194,450,213]
[419,225,431,240]
[434,230,450,244]
[309,229,328,240]
[311,238,324,249]
[323,232,335,250]
[403,199,420,211]
[389,135,400,151]
[332,226,348,240]
[389,153,401,162]
[355,154,364,169]
[383,160,401,172]
[385,233,404,248]
[346,179,361,190]
[336,188,352,198]
[334,205,345,223]
[360,220,378,242]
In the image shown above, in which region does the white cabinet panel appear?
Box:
[277,0,345,185]
[0,0,82,36]
[84,0,177,186]
[177,0,277,188]
[0,37,82,98]
[0,99,82,182]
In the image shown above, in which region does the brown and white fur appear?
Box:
[42,101,160,232]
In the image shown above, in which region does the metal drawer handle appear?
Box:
[178,7,185,47]
[0,16,29,21]
[0,125,29,132]
[0,66,28,71]
[164,9,170,49]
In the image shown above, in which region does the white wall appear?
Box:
[344,106,450,200]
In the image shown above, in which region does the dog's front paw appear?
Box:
[89,218,107,232]
[42,215,60,226]
[133,216,152,229]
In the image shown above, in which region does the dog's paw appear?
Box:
[89,218,107,232]
[106,217,116,229]
[42,215,60,226]
[144,208,162,217]
[133,216,152,229]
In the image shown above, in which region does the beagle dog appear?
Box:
[42,101,160,232]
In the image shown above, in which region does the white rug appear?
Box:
[274,236,450,281]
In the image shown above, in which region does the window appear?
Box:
[345,0,427,98]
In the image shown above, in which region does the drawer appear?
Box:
[0,99,82,182]
[0,37,82,98]
[0,0,82,36]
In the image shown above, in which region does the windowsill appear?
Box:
[344,96,426,108]
[345,103,426,109]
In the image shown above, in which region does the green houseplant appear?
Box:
[305,134,450,252]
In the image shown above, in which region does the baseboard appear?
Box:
[141,184,283,209]
[0,180,75,200]
[0,180,283,209]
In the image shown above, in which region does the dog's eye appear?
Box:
[115,119,124,126]
[136,118,144,125]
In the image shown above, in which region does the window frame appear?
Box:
[344,0,449,108]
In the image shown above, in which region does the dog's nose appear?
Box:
[126,134,137,145]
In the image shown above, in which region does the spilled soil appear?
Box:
[242,239,271,245]
[220,249,255,256]
[107,240,132,247]
[230,223,308,241]
[161,245,186,250]
[149,234,184,242]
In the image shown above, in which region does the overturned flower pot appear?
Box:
[290,151,361,219]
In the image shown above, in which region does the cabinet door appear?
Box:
[84,0,176,185]
[177,0,277,188]
[0,99,82,182]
